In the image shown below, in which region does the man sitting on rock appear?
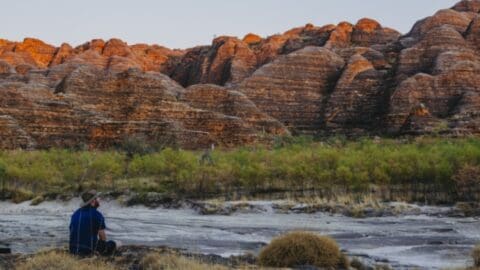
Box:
[69,190,117,256]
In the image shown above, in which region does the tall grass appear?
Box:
[1,137,479,203]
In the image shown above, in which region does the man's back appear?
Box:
[69,206,106,255]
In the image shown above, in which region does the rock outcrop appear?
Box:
[0,66,287,150]
[0,37,183,74]
[238,47,345,134]
[180,84,288,136]
[1,0,480,150]
[168,36,258,87]
[324,52,389,133]
[166,19,399,87]
[386,0,480,135]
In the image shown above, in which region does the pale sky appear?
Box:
[0,0,459,49]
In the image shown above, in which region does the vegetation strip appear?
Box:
[1,137,479,204]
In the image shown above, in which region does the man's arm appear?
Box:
[97,211,107,241]
[98,229,107,241]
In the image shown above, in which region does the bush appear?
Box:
[1,137,480,202]
[140,252,227,270]
[258,231,345,269]
[11,189,34,204]
[455,202,476,217]
[30,195,45,206]
[473,244,480,267]
[16,251,115,270]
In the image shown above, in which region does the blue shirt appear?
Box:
[69,206,106,255]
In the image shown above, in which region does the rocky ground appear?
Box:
[88,190,480,218]
[2,244,474,270]
[0,244,408,270]
[1,0,480,150]
[9,189,480,218]
[1,197,478,269]
[0,245,258,270]
[169,198,480,218]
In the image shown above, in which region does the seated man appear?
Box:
[69,190,117,256]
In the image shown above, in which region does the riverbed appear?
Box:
[0,199,478,269]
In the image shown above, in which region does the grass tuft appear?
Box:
[258,231,345,269]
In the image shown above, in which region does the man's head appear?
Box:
[80,190,101,208]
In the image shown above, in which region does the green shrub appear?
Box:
[118,135,153,158]
[0,137,479,202]
[258,231,344,269]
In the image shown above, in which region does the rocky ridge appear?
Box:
[1,0,480,149]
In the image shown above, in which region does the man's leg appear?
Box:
[104,240,117,256]
[96,239,117,256]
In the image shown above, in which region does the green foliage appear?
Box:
[0,161,6,178]
[258,231,344,268]
[129,148,201,193]
[0,137,479,202]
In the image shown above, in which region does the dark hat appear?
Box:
[80,189,102,207]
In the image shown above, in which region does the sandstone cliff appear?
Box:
[1,0,480,149]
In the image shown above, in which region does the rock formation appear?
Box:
[167,19,400,87]
[0,37,183,74]
[238,47,345,134]
[1,0,480,150]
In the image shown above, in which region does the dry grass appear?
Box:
[11,189,35,204]
[140,252,228,270]
[258,231,347,269]
[445,245,480,270]
[11,249,262,270]
[15,251,115,270]
[294,193,383,208]
[473,244,480,267]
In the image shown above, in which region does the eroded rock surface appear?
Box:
[0,66,285,149]
[1,0,480,149]
[238,47,345,134]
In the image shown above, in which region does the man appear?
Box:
[69,190,117,256]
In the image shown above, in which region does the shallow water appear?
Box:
[0,199,479,269]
